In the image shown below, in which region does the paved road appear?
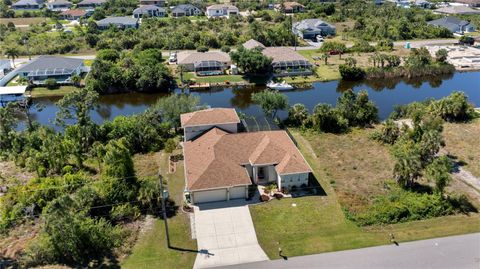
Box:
[192,200,268,269]
[219,233,480,269]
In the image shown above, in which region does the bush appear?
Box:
[164,138,176,153]
[350,40,375,53]
[376,39,394,51]
[371,119,400,144]
[44,78,58,90]
[350,187,456,226]
[221,46,231,53]
[339,64,365,80]
[196,46,209,52]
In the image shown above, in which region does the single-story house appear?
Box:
[133,5,165,18]
[139,0,164,7]
[76,0,106,9]
[182,108,312,204]
[262,47,313,77]
[454,0,480,7]
[434,6,480,15]
[11,0,43,10]
[428,16,476,34]
[16,55,85,85]
[293,18,336,39]
[206,4,239,18]
[274,1,305,13]
[46,0,71,11]
[177,51,231,75]
[60,9,88,20]
[243,39,266,50]
[97,16,139,30]
[171,4,202,17]
[395,0,411,8]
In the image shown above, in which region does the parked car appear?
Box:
[315,35,324,42]
[168,52,177,64]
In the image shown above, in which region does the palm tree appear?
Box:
[71,74,81,87]
[5,47,19,68]
[321,53,330,65]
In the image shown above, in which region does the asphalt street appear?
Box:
[219,233,480,269]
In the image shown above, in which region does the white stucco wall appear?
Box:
[280,173,309,189]
[184,122,238,141]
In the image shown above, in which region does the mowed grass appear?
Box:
[122,151,197,269]
[250,129,480,259]
[30,86,79,98]
[182,72,246,84]
[443,118,480,178]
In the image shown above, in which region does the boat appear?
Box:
[266,81,294,91]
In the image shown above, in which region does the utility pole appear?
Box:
[158,170,171,248]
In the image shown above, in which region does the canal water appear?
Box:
[30,71,480,127]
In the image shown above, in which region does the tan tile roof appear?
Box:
[180,108,240,127]
[177,51,231,65]
[61,9,87,16]
[262,47,310,63]
[243,39,266,50]
[183,128,312,190]
[282,1,305,9]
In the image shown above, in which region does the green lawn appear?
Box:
[122,151,197,269]
[250,129,480,259]
[30,86,79,98]
[181,72,247,84]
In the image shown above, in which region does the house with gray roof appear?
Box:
[11,0,43,10]
[171,4,202,17]
[16,56,85,85]
[133,5,165,18]
[434,6,480,15]
[428,16,476,34]
[97,16,139,30]
[46,0,72,11]
[415,0,432,9]
[293,18,336,40]
[77,0,106,9]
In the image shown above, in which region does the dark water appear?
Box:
[30,71,480,127]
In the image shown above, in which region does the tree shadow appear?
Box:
[410,182,433,194]
[447,195,478,214]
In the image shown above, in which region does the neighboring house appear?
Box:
[428,16,476,34]
[274,1,305,13]
[395,0,411,8]
[181,108,312,204]
[133,5,165,18]
[46,0,72,11]
[60,9,88,20]
[293,18,336,39]
[76,0,106,9]
[177,51,231,75]
[374,0,384,5]
[434,6,480,15]
[262,47,313,77]
[206,4,239,18]
[415,0,432,9]
[171,4,202,17]
[96,16,139,30]
[11,0,43,10]
[16,55,85,85]
[0,60,12,78]
[454,0,480,7]
[181,108,240,141]
[139,0,164,7]
[243,39,266,50]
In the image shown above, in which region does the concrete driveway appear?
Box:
[193,200,269,269]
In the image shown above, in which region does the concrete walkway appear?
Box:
[193,200,269,269]
[220,233,480,269]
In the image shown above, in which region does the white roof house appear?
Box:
[133,5,166,18]
[206,4,239,18]
[46,0,72,11]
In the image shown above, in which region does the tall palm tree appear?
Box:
[5,47,19,68]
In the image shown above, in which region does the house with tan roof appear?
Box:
[275,1,305,13]
[181,108,312,204]
[177,51,232,75]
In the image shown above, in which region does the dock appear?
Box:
[0,86,30,107]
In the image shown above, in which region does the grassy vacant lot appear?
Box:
[443,119,480,178]
[122,151,197,269]
[0,17,48,26]
[29,86,78,98]
[296,46,411,82]
[250,128,480,259]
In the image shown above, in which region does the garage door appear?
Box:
[193,188,227,204]
[229,186,246,200]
